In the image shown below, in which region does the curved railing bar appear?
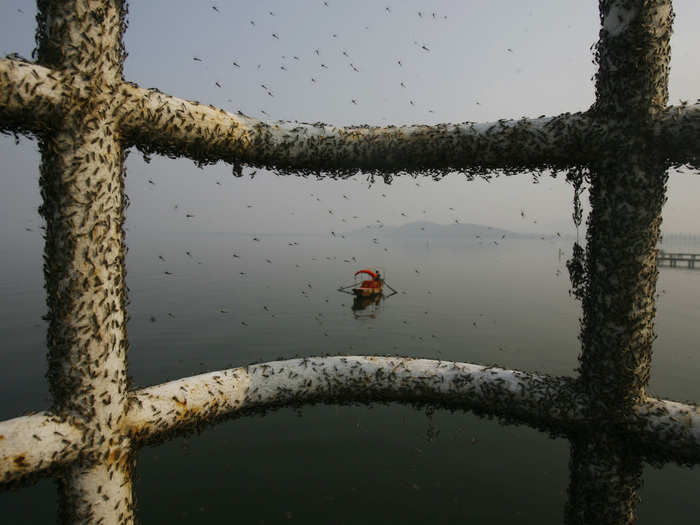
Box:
[122,356,700,464]
[124,357,582,442]
[126,355,700,465]
[3,356,700,486]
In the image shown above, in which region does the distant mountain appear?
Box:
[347,221,540,239]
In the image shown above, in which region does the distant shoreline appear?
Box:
[125,222,700,242]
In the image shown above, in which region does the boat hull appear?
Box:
[352,286,383,297]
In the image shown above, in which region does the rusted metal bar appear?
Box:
[124,356,585,442]
[35,1,134,523]
[0,413,83,485]
[2,360,699,490]
[123,356,700,463]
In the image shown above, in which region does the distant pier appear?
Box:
[657,251,699,269]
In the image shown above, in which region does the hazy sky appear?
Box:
[1,1,699,242]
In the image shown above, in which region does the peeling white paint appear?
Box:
[603,3,638,37]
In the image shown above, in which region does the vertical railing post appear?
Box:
[580,0,673,415]
[36,1,133,523]
[566,432,643,525]
[567,2,674,524]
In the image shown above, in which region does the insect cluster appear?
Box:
[121,89,601,184]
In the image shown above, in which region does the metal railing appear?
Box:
[1,1,699,524]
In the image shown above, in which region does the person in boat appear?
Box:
[353,269,383,294]
[368,270,382,291]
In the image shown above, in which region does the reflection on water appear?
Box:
[347,287,398,318]
[351,293,383,316]
[2,234,700,523]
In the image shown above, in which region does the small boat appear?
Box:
[338,269,397,303]
[352,269,383,297]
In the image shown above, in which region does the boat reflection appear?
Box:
[351,293,383,318]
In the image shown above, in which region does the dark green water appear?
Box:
[1,232,700,523]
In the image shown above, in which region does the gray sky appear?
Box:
[1,1,699,241]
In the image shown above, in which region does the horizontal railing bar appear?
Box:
[0,412,83,485]
[634,398,700,464]
[655,103,700,168]
[125,356,585,441]
[3,358,700,486]
[3,58,698,174]
[125,356,700,463]
[117,82,596,173]
[0,58,66,136]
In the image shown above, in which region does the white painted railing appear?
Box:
[1,1,699,524]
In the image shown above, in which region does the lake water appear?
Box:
[2,231,700,523]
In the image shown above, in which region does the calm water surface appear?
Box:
[1,232,699,523]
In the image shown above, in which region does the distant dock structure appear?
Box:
[657,250,699,269]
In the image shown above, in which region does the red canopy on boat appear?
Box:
[354,269,378,279]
